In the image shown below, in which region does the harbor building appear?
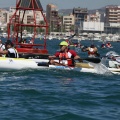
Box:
[87,10,101,22]
[0,9,8,31]
[46,4,61,33]
[105,5,120,23]
[83,10,104,34]
[7,7,45,25]
[105,5,120,34]
[62,14,75,32]
[73,7,88,34]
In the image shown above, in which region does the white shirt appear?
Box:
[0,44,5,51]
[7,48,19,58]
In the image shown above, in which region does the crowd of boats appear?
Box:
[47,32,120,42]
[0,32,120,42]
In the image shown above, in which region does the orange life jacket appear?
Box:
[59,52,69,59]
[59,52,73,66]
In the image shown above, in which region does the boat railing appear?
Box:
[15,43,45,48]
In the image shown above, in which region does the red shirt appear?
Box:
[55,49,77,58]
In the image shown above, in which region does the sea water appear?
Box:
[0,39,120,120]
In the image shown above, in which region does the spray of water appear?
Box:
[106,51,119,57]
[89,62,113,75]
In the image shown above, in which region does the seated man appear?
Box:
[0,40,19,58]
[49,41,82,66]
[82,44,100,57]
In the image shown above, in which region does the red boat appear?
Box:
[7,0,49,58]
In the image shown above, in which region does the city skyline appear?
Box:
[0,0,119,10]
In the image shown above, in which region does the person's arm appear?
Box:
[94,47,98,52]
[74,55,83,62]
[94,47,100,57]
[0,50,8,54]
[49,52,59,59]
[74,55,80,60]
[49,55,56,59]
[70,50,83,62]
[81,46,89,52]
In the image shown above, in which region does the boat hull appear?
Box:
[0,57,43,71]
[0,57,120,74]
[49,65,95,73]
[48,65,120,74]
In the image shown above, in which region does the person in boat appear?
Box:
[29,38,34,44]
[82,44,100,57]
[49,41,82,66]
[0,39,5,51]
[0,40,19,58]
[19,39,27,44]
[23,39,27,44]
[101,43,106,49]
[19,39,24,44]
[0,39,5,57]
[106,42,112,48]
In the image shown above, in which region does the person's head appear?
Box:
[59,41,68,52]
[5,40,14,49]
[90,44,95,48]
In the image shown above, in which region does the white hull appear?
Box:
[0,57,120,74]
[49,65,120,74]
[49,65,95,73]
[0,57,48,71]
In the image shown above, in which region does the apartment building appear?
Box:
[105,5,120,24]
[46,4,61,32]
[7,7,44,24]
[73,7,88,33]
[87,10,101,22]
[0,9,8,24]
[62,14,75,32]
[105,5,120,33]
[82,10,104,33]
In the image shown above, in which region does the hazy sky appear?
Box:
[0,0,120,10]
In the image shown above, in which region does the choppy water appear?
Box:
[0,39,120,120]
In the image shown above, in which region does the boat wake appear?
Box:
[90,63,113,75]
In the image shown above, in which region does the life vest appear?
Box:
[101,44,106,48]
[6,48,19,58]
[106,43,111,48]
[59,52,69,59]
[59,52,73,66]
[88,48,96,56]
[0,44,5,51]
